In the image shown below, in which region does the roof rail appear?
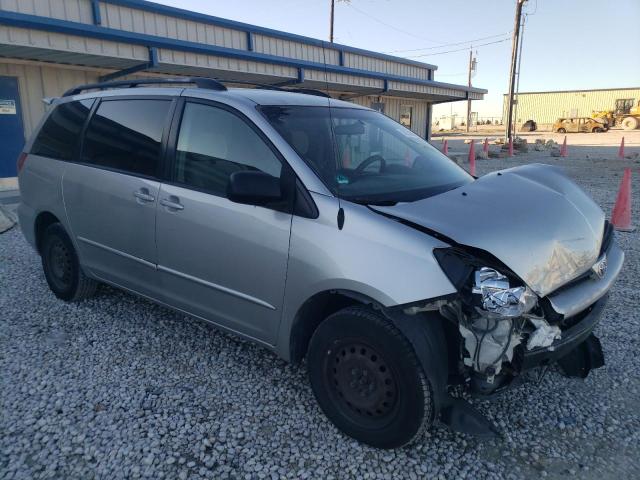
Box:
[62,77,227,97]
[288,88,331,98]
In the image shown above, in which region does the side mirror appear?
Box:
[227,170,282,206]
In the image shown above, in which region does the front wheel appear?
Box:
[592,127,604,133]
[307,306,434,449]
[557,128,566,133]
[41,223,98,301]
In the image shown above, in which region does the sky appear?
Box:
[154,0,640,119]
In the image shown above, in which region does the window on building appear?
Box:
[399,105,413,129]
[173,102,282,197]
[31,99,94,161]
[81,99,171,177]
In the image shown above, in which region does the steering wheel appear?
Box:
[354,154,386,174]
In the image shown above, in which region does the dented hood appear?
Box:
[371,164,605,297]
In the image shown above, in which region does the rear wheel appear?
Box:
[41,223,98,301]
[557,128,566,133]
[621,116,638,130]
[307,306,434,449]
[593,127,604,133]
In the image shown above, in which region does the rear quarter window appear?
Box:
[30,99,94,161]
[81,99,171,178]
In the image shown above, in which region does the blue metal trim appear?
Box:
[297,68,304,83]
[148,46,158,66]
[91,0,102,25]
[246,31,253,52]
[100,0,439,71]
[383,79,389,93]
[338,50,344,66]
[0,11,487,95]
[99,45,158,81]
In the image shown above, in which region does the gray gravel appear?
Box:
[1,150,639,479]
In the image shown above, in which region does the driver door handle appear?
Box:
[133,188,155,203]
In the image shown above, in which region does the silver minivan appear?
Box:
[18,78,623,448]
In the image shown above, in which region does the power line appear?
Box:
[386,32,512,54]
[406,37,511,58]
[344,2,445,45]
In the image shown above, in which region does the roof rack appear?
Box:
[62,76,332,99]
[62,77,227,97]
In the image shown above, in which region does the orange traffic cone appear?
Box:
[560,136,568,157]
[483,137,489,155]
[442,139,449,155]
[468,140,476,176]
[611,168,634,231]
[508,137,514,157]
[618,137,625,159]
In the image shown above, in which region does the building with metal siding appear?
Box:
[502,87,640,126]
[0,0,485,181]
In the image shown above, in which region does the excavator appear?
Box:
[592,98,640,130]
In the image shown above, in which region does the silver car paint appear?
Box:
[155,183,292,344]
[18,87,622,365]
[276,192,456,359]
[371,164,606,297]
[62,163,163,299]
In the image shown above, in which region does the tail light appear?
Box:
[16,152,28,173]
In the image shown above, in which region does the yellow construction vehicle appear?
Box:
[593,99,640,130]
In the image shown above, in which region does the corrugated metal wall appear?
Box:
[0,61,99,135]
[0,0,433,81]
[503,88,640,125]
[350,95,428,138]
[0,60,429,140]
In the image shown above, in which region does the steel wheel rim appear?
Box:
[47,238,72,290]
[328,341,398,420]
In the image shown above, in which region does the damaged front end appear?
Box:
[430,246,611,397]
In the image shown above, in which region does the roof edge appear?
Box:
[503,86,640,96]
[103,0,439,71]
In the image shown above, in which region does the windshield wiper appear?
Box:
[346,197,398,206]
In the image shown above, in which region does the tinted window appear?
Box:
[82,99,171,177]
[31,99,93,160]
[174,102,281,196]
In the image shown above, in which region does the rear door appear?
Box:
[63,97,175,298]
[155,99,292,344]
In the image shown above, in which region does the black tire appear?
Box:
[307,306,434,449]
[593,127,604,133]
[41,223,98,302]
[557,128,566,133]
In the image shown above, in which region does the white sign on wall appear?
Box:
[0,100,17,115]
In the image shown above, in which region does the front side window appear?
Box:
[81,99,171,177]
[173,102,282,197]
[261,106,472,205]
[31,99,94,160]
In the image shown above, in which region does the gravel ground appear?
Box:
[1,151,639,480]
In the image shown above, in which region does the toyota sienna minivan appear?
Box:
[17,78,624,448]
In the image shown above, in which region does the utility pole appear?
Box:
[329,0,335,42]
[505,0,527,141]
[466,49,476,133]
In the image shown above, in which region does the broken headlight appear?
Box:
[472,267,537,317]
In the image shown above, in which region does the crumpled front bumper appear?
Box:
[521,294,608,370]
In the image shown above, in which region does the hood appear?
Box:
[371,164,604,297]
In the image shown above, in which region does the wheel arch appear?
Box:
[288,289,383,364]
[34,211,61,254]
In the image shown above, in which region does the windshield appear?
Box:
[261,106,473,205]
